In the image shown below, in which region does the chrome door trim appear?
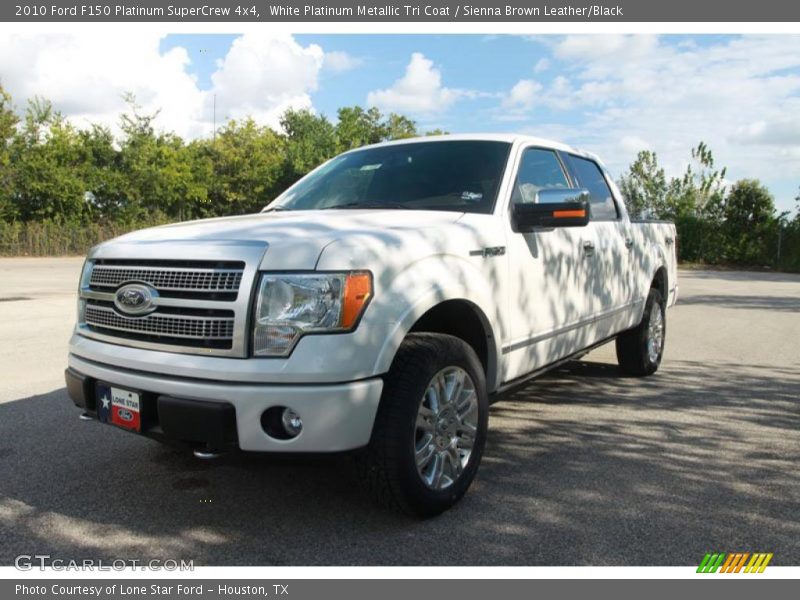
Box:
[501,298,644,355]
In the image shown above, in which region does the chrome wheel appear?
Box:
[647,305,664,364]
[414,366,479,491]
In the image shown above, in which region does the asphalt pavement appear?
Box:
[0,258,798,565]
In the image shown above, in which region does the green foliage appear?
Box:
[10,99,89,221]
[385,113,419,140]
[335,106,386,151]
[119,97,208,221]
[778,196,800,272]
[280,108,337,182]
[618,143,798,270]
[618,150,667,218]
[0,85,448,254]
[667,141,727,219]
[196,118,286,215]
[619,142,726,221]
[722,179,777,265]
[0,215,171,256]
[0,82,796,269]
[334,106,420,151]
[0,86,19,220]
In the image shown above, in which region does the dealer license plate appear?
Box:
[96,383,141,432]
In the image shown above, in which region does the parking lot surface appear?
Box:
[1,258,798,565]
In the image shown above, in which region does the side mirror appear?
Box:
[512,188,591,232]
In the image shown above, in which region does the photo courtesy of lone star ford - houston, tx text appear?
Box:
[0,0,799,597]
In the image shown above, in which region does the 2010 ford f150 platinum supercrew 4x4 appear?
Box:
[66,135,677,515]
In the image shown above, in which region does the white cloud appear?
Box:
[323,51,362,73]
[502,79,542,111]
[366,52,461,114]
[0,32,348,139]
[533,58,550,73]
[620,135,651,154]
[209,33,324,129]
[735,111,800,146]
[553,34,660,63]
[0,31,204,138]
[513,35,800,208]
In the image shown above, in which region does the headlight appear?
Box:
[77,260,94,322]
[252,271,372,357]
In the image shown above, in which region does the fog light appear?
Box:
[261,406,304,440]
[281,408,303,437]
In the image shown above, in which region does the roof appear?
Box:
[354,133,600,162]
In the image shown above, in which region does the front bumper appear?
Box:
[66,354,383,453]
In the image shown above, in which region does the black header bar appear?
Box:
[4,0,800,22]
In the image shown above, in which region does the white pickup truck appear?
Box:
[66,134,677,515]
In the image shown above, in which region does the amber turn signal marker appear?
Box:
[342,272,373,329]
[552,209,586,218]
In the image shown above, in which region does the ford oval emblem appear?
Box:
[114,283,158,316]
[117,408,134,422]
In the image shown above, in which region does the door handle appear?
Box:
[582,241,596,255]
[624,238,634,249]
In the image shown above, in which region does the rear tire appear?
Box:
[616,288,666,376]
[357,333,488,517]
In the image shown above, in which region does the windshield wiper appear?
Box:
[325,201,412,210]
[262,206,293,212]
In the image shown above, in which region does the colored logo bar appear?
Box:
[697,553,773,573]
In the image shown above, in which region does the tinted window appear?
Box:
[512,148,569,204]
[568,155,618,220]
[270,141,512,214]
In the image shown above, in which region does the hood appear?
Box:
[98,209,465,270]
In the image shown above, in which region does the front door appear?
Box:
[502,146,597,382]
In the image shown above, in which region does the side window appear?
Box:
[513,148,569,204]
[567,155,619,220]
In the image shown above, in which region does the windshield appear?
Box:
[267,140,512,214]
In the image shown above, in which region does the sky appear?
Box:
[0,33,798,212]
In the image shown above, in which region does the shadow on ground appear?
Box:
[1,356,797,566]
[676,294,800,312]
[682,270,800,284]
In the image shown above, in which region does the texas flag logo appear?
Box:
[96,383,112,423]
[96,383,141,432]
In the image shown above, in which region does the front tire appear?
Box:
[357,333,488,517]
[616,288,666,376]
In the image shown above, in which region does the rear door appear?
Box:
[563,154,633,341]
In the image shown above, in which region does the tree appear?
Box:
[0,85,19,220]
[197,118,286,215]
[385,113,418,140]
[10,98,89,221]
[722,179,776,265]
[665,141,727,219]
[280,108,336,183]
[335,106,386,151]
[78,124,128,221]
[617,150,668,218]
[425,129,448,136]
[118,97,207,221]
[334,107,419,152]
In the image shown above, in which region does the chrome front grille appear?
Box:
[89,264,243,294]
[85,304,235,345]
[77,252,263,357]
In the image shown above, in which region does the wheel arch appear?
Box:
[409,299,496,388]
[650,265,668,297]
[373,293,501,393]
